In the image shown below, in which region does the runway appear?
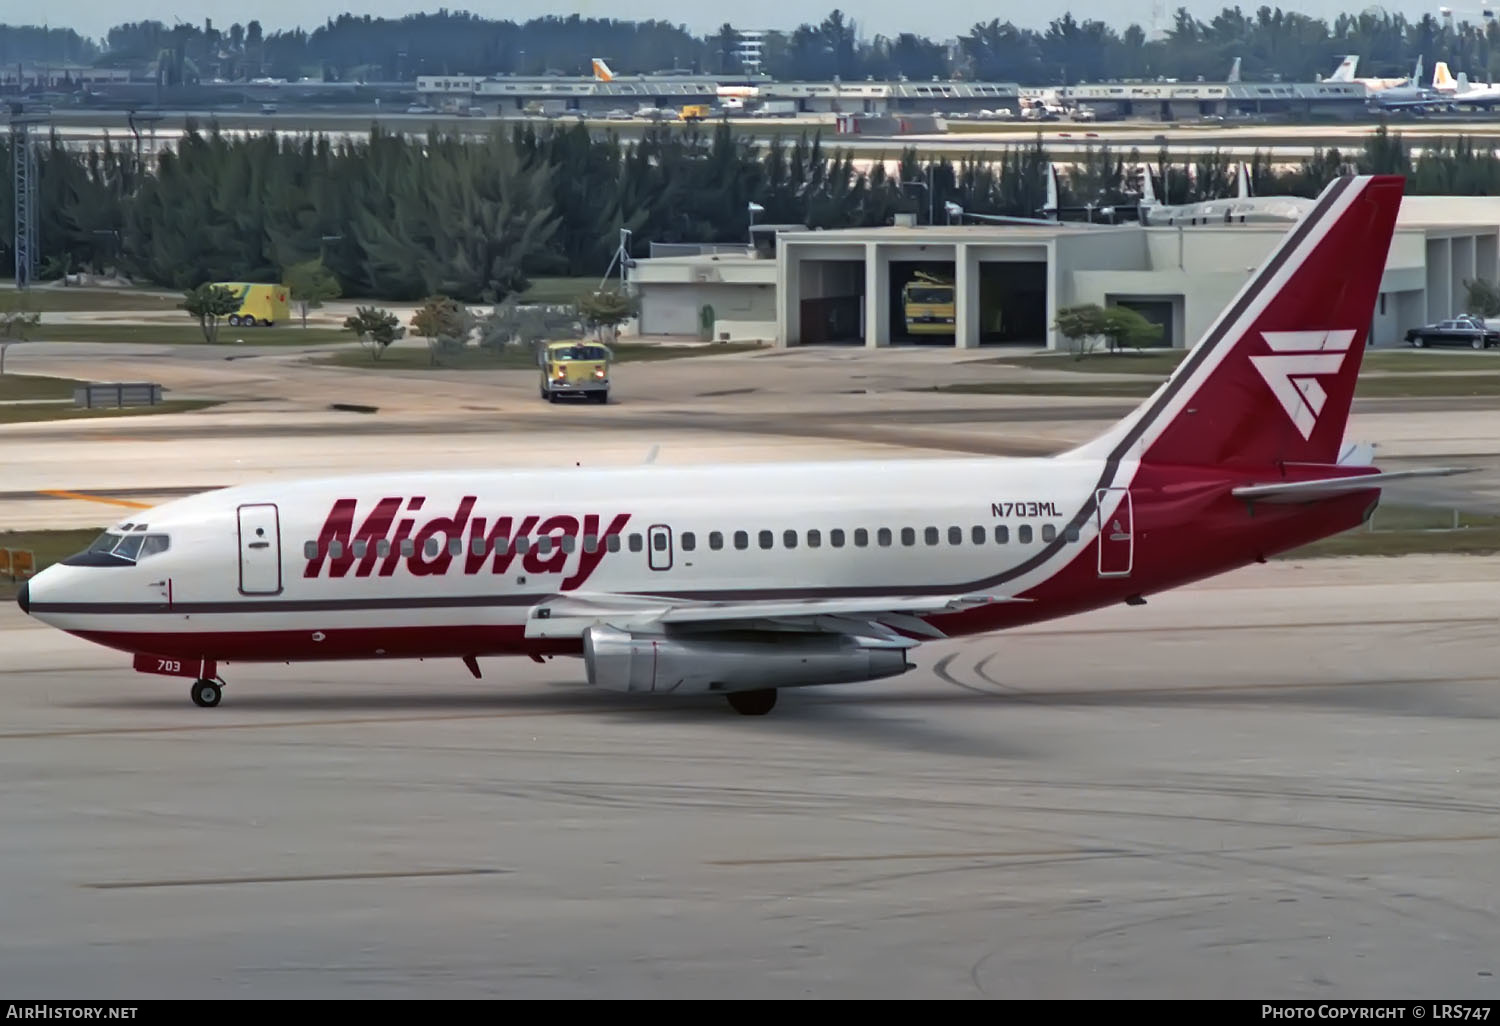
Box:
[4,554,1500,998]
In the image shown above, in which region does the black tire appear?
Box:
[595,390,609,404]
[727,689,777,716]
[228,315,241,327]
[191,679,222,707]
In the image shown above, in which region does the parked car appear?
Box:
[1404,315,1500,349]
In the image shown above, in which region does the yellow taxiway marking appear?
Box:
[37,489,152,510]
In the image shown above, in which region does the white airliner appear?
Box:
[1133,161,1316,225]
[1327,54,1413,92]
[17,174,1467,715]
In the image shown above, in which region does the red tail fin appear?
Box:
[1071,175,1404,468]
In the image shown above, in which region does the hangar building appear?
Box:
[624,196,1500,350]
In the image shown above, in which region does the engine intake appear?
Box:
[582,625,913,695]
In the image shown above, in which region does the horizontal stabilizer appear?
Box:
[1231,466,1474,503]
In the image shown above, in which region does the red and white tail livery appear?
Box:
[17,174,1468,715]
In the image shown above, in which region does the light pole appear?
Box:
[944,200,963,225]
[747,200,764,245]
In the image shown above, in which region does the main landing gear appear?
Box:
[726,688,777,716]
[191,678,225,707]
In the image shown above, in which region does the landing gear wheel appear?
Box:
[727,688,777,716]
[191,679,222,707]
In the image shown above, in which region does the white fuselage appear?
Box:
[30,456,1134,660]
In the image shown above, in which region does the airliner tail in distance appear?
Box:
[591,58,614,81]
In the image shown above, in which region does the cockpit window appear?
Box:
[88,532,124,553]
[62,531,171,567]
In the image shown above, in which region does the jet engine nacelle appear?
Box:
[582,625,914,695]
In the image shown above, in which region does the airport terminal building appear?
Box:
[627,197,1500,350]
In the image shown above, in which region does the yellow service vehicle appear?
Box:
[901,271,956,335]
[680,104,710,121]
[539,340,611,403]
[216,282,291,327]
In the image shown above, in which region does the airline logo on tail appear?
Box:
[592,58,614,82]
[1250,330,1358,439]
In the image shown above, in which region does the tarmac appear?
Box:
[3,555,1500,998]
[5,332,1500,997]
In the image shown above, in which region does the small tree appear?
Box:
[283,260,343,328]
[1099,306,1164,352]
[343,306,404,361]
[180,283,241,344]
[576,288,636,343]
[409,295,472,366]
[1053,303,1111,359]
[1464,279,1500,320]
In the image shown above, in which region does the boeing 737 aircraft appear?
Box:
[16,175,1466,715]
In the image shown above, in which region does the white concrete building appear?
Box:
[765,196,1500,350]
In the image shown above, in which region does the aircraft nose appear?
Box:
[16,579,30,616]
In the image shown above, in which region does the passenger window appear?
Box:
[561,536,576,553]
[877,528,891,547]
[1019,525,1033,544]
[303,540,318,559]
[856,528,869,547]
[628,534,643,552]
[830,529,845,547]
[607,534,621,552]
[1065,525,1080,542]
[377,539,391,557]
[425,537,441,557]
[450,537,464,556]
[734,530,749,550]
[682,532,696,552]
[948,526,962,545]
[328,540,343,559]
[1041,524,1056,543]
[759,530,773,549]
[653,533,667,551]
[808,529,821,548]
[583,535,598,553]
[994,525,1009,544]
[924,526,939,545]
[536,537,552,555]
[353,540,367,558]
[783,529,797,548]
[901,528,915,546]
[710,531,723,550]
[515,537,531,554]
[471,538,487,556]
[400,539,415,556]
[971,525,985,544]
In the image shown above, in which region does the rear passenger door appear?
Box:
[647,524,673,571]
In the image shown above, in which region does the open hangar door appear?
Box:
[797,259,865,344]
[979,261,1048,344]
[889,259,958,345]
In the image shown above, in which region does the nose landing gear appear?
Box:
[191,678,225,707]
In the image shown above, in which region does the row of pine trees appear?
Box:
[0,122,1494,302]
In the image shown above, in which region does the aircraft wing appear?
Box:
[1231,467,1473,503]
[522,591,1028,642]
